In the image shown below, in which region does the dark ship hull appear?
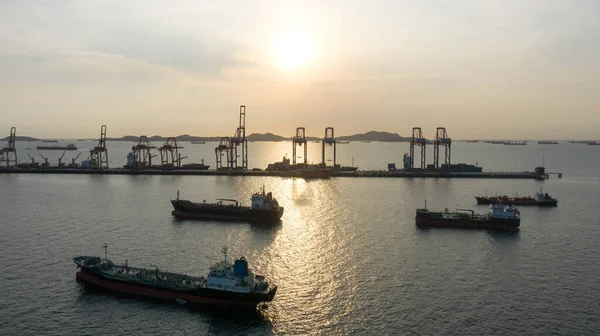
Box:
[36,146,77,150]
[171,200,284,223]
[76,269,276,306]
[416,209,520,230]
[180,163,210,170]
[476,197,557,206]
[279,169,331,179]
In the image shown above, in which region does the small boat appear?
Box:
[171,187,284,223]
[476,188,558,206]
[416,203,520,230]
[538,141,558,145]
[74,245,277,307]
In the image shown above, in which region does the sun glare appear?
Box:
[274,30,315,70]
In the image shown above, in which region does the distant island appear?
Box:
[0,136,40,141]
[101,130,411,143]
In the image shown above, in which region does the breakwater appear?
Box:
[0,168,550,179]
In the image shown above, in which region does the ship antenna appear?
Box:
[176,189,180,201]
[103,243,108,263]
[424,199,427,209]
[222,246,228,263]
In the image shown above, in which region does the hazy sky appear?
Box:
[1,0,599,139]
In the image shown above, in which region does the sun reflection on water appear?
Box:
[245,178,360,333]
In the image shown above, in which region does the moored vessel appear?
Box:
[416,203,520,230]
[74,245,277,306]
[171,187,284,223]
[266,156,331,178]
[476,188,558,206]
[279,167,331,178]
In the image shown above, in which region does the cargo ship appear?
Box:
[74,245,277,306]
[416,203,520,230]
[37,143,77,150]
[171,187,284,223]
[476,188,558,206]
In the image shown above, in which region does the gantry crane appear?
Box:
[0,127,17,167]
[214,105,248,170]
[433,127,451,168]
[130,136,156,169]
[230,105,248,169]
[321,127,336,167]
[409,127,427,169]
[292,127,307,167]
[90,125,108,169]
[159,137,186,168]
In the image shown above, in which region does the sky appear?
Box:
[1,0,599,139]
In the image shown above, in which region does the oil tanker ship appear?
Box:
[171,187,284,223]
[416,203,520,230]
[74,246,277,306]
[476,188,557,206]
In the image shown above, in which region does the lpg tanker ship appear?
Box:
[74,246,277,306]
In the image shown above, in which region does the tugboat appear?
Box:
[416,203,520,230]
[171,187,284,224]
[476,188,558,206]
[74,245,277,306]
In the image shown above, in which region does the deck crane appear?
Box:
[70,152,83,168]
[38,153,49,168]
[58,150,67,168]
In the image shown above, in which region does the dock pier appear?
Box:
[0,167,553,180]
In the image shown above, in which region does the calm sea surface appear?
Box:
[1,141,599,335]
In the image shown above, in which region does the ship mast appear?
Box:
[222,246,228,263]
[103,243,108,263]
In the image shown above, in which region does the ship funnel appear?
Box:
[234,257,249,278]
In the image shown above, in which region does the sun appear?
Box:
[273,30,315,70]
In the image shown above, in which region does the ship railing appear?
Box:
[105,264,207,284]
